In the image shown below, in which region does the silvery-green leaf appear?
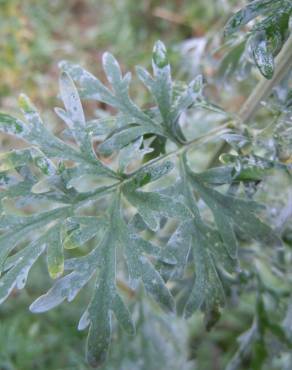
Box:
[0,149,32,172]
[126,218,177,265]
[57,72,98,160]
[102,53,162,128]
[0,207,70,266]
[64,216,108,249]
[163,156,236,317]
[126,160,174,190]
[251,33,274,79]
[197,166,234,185]
[128,213,148,232]
[187,168,281,258]
[170,75,203,125]
[59,60,116,105]
[0,178,34,210]
[102,52,124,90]
[0,112,30,136]
[112,293,135,335]
[18,94,84,162]
[163,221,192,279]
[135,66,154,91]
[0,238,46,304]
[156,224,191,283]
[46,224,64,279]
[61,58,162,133]
[60,164,110,189]
[0,148,56,178]
[135,235,176,265]
[59,71,85,127]
[118,136,153,173]
[225,322,258,370]
[85,216,117,367]
[152,41,172,123]
[115,209,175,312]
[17,97,116,181]
[86,117,118,136]
[123,189,190,231]
[152,40,169,69]
[184,226,225,318]
[99,124,161,156]
[224,0,281,36]
[202,223,236,274]
[137,41,172,127]
[30,246,100,313]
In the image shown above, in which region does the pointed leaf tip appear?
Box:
[102,52,120,71]
[58,60,67,70]
[252,37,274,79]
[153,40,168,68]
[18,93,36,114]
[58,70,87,136]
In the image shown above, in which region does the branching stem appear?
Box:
[77,122,230,206]
[208,34,292,167]
[76,34,292,206]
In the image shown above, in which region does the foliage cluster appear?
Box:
[0,1,291,369]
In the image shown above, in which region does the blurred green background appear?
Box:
[0,1,291,370]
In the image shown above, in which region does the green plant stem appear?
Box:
[76,122,230,207]
[207,33,292,168]
[130,122,231,175]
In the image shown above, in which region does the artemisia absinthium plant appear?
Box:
[0,3,291,366]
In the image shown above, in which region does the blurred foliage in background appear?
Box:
[0,1,291,370]
[0,0,238,105]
